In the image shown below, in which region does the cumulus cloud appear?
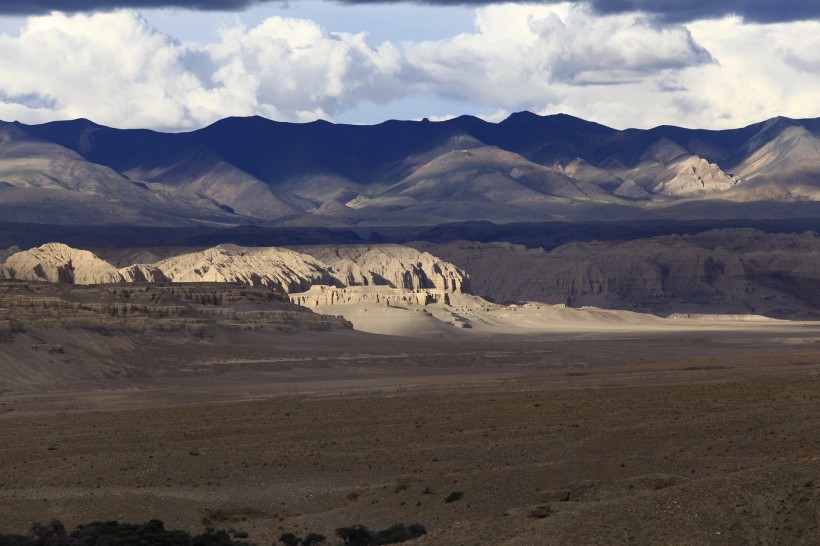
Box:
[1,5,816,131]
[0,12,196,128]
[779,25,820,74]
[672,17,820,127]
[0,5,714,130]
[190,16,403,122]
[543,16,820,130]
[0,10,403,129]
[403,3,712,112]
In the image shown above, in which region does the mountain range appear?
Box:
[3,112,820,228]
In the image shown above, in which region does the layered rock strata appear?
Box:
[289,285,451,308]
[0,282,351,337]
[413,228,820,317]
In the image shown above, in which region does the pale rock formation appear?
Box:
[141,245,337,293]
[289,285,451,308]
[653,156,739,197]
[298,245,468,293]
[2,242,125,284]
[120,264,169,283]
[612,139,738,198]
[0,244,469,307]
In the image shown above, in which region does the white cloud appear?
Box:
[0,10,404,129]
[402,3,712,112]
[0,11,194,128]
[199,17,403,122]
[663,17,820,128]
[0,5,816,131]
[484,13,820,130]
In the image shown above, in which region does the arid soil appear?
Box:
[1,330,819,545]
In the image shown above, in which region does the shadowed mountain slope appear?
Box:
[2,113,820,227]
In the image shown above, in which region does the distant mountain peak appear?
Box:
[500,111,615,134]
[3,112,820,228]
[502,110,544,123]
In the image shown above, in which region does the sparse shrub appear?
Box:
[335,525,374,546]
[302,533,326,546]
[278,533,300,546]
[277,532,326,546]
[404,524,426,540]
[372,523,426,545]
[443,491,463,503]
[192,528,251,546]
[70,520,189,546]
[0,533,30,546]
[2,519,424,546]
[527,505,552,519]
[334,523,426,546]
[1,520,254,546]
[28,520,66,546]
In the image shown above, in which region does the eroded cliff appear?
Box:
[413,229,820,317]
[1,243,469,299]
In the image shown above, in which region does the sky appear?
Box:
[0,0,818,131]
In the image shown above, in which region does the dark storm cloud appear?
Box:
[0,0,266,15]
[360,0,819,24]
[583,0,819,24]
[0,0,813,24]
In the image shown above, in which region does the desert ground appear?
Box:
[1,325,819,545]
[5,56,820,546]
